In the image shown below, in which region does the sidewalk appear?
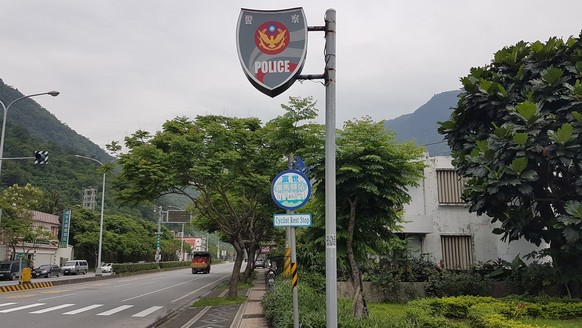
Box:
[151,269,269,328]
[237,268,269,328]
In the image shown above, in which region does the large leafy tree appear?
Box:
[0,184,50,260]
[113,115,279,297]
[262,96,324,273]
[311,117,425,317]
[439,32,582,294]
[69,209,168,267]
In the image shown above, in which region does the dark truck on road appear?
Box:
[191,251,211,274]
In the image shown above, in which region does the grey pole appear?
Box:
[291,225,299,328]
[155,206,163,263]
[180,223,185,261]
[96,170,106,275]
[324,9,338,328]
[0,91,59,229]
[74,155,106,276]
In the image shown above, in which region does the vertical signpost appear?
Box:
[60,209,71,248]
[237,7,337,328]
[271,168,311,328]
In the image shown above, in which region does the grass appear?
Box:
[192,296,247,307]
[192,277,253,307]
[368,302,409,319]
[216,282,254,290]
[367,302,582,327]
[519,318,582,328]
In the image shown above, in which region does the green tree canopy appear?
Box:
[113,115,280,296]
[311,117,425,317]
[439,31,582,293]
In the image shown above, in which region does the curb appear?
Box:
[0,281,53,293]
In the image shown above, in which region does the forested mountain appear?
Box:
[0,79,117,212]
[0,79,110,161]
[384,90,460,156]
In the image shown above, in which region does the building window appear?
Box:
[440,235,474,270]
[436,169,465,205]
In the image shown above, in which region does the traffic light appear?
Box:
[34,151,48,164]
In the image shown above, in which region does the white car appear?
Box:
[101,263,113,273]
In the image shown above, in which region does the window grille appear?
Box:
[441,235,474,270]
[437,169,465,205]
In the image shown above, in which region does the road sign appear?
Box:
[165,210,191,223]
[273,214,312,227]
[236,7,308,97]
[271,169,311,210]
[60,209,71,248]
[15,253,24,259]
[34,150,48,164]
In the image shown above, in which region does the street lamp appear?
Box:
[75,155,106,276]
[0,91,59,229]
[0,91,60,176]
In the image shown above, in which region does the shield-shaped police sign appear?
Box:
[236,8,308,97]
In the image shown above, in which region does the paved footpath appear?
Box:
[151,269,269,328]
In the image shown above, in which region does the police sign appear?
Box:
[236,8,308,97]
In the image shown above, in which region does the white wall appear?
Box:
[401,156,544,265]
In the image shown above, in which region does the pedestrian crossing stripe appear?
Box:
[0,302,163,317]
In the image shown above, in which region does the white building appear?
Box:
[0,210,73,267]
[401,156,545,269]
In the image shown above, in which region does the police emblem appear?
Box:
[236,8,308,97]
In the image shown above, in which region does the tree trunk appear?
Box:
[346,199,368,318]
[243,243,258,282]
[228,237,244,297]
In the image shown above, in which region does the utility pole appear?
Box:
[155,206,163,263]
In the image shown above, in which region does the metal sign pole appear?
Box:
[324,9,337,328]
[290,215,299,328]
[155,206,163,263]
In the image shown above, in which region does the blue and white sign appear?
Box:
[271,169,311,210]
[273,214,312,227]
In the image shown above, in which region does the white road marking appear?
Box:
[0,303,17,307]
[97,305,134,316]
[172,275,227,303]
[131,305,163,317]
[63,304,103,314]
[0,303,46,313]
[122,277,204,302]
[30,304,75,314]
[181,306,211,328]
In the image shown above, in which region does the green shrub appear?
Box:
[112,261,188,274]
[426,270,491,297]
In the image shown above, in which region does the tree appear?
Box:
[113,115,280,297]
[438,32,582,295]
[262,96,324,276]
[312,117,425,317]
[0,184,44,260]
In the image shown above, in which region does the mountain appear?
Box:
[0,79,115,210]
[0,79,110,162]
[384,90,461,156]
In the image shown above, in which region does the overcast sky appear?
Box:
[1,1,580,150]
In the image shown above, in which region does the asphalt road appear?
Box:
[0,263,234,328]
[0,270,106,287]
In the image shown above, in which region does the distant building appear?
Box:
[401,156,546,269]
[183,237,207,252]
[0,210,73,267]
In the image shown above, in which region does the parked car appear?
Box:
[101,263,113,273]
[32,264,61,278]
[255,258,265,268]
[0,260,28,281]
[191,251,211,274]
[61,260,88,275]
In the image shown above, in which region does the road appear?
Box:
[0,263,234,328]
[0,270,105,287]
